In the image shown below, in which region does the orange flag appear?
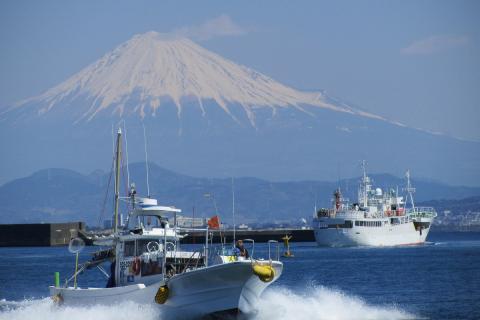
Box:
[208,215,220,229]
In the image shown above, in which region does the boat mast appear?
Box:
[232,177,236,245]
[142,124,151,198]
[113,128,122,234]
[361,160,368,207]
[404,170,416,210]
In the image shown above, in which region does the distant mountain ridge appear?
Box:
[1,163,479,226]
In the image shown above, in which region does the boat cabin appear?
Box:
[111,198,205,287]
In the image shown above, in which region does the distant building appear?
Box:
[238,224,251,230]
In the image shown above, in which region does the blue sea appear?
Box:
[0,231,479,320]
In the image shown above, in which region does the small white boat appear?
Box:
[49,128,283,319]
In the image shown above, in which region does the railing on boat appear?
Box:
[406,207,437,218]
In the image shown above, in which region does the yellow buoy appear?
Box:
[155,285,169,304]
[252,264,275,282]
[281,234,294,257]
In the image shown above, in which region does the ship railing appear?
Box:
[317,208,335,218]
[268,240,280,261]
[336,211,366,219]
[406,207,437,218]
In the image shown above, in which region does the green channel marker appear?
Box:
[54,272,60,288]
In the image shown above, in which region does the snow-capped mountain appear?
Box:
[4,31,383,126]
[0,31,478,187]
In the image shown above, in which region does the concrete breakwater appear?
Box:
[0,222,85,246]
[181,228,315,244]
[0,222,314,246]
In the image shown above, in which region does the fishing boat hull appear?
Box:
[50,260,282,319]
[314,220,432,247]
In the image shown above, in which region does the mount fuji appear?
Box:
[4,31,383,125]
[0,31,478,186]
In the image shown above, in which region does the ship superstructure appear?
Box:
[312,162,437,247]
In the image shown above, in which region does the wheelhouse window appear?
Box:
[127,214,168,230]
[136,239,152,255]
[124,241,135,257]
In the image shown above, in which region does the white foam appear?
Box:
[0,298,160,320]
[250,286,416,320]
[0,286,415,320]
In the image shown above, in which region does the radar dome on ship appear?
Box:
[375,188,383,196]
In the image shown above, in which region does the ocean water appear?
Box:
[0,231,479,319]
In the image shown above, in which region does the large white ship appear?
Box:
[312,162,437,247]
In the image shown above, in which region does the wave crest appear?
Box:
[0,298,160,320]
[251,286,415,320]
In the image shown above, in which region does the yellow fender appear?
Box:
[252,263,275,282]
[155,285,169,304]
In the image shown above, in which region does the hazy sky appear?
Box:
[1,0,479,140]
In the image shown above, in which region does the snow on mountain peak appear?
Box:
[12,31,377,124]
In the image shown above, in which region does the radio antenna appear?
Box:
[142,123,151,198]
[123,120,131,188]
[231,177,236,245]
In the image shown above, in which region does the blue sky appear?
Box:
[1,0,479,140]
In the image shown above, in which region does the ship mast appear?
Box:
[113,128,122,234]
[361,160,368,207]
[404,170,416,210]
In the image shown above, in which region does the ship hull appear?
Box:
[49,260,282,319]
[314,221,432,247]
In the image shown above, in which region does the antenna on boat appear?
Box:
[142,123,151,198]
[113,127,122,234]
[123,120,131,188]
[231,177,236,245]
[361,160,368,207]
[404,170,416,210]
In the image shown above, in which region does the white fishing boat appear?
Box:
[49,128,283,319]
[312,162,437,247]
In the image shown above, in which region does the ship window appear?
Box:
[355,221,360,226]
[136,239,152,255]
[124,241,135,257]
